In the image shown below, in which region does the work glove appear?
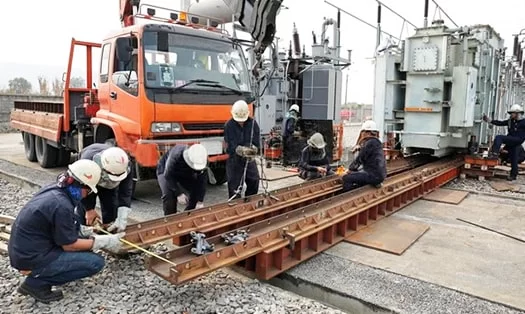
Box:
[235,146,257,158]
[107,206,131,233]
[177,193,188,205]
[195,202,204,209]
[482,114,491,123]
[79,225,94,238]
[92,233,125,253]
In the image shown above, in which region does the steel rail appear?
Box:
[146,158,462,284]
[123,156,432,249]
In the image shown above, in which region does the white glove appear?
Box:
[177,193,188,205]
[79,225,94,238]
[107,206,131,233]
[195,202,204,209]
[92,233,125,253]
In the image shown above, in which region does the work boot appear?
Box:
[507,176,517,181]
[17,282,63,303]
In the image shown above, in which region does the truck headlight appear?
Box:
[151,122,182,133]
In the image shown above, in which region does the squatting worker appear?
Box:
[224,100,261,199]
[483,104,525,181]
[8,159,124,303]
[298,132,333,180]
[79,144,133,232]
[156,144,209,215]
[342,120,387,192]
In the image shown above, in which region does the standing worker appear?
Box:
[483,104,525,181]
[8,160,124,303]
[298,132,333,180]
[342,120,386,192]
[79,144,133,232]
[224,100,261,199]
[156,144,209,215]
[282,104,301,165]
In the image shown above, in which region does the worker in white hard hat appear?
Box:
[298,132,333,180]
[342,120,387,192]
[78,144,134,232]
[224,100,261,199]
[283,104,302,165]
[156,144,209,215]
[8,159,124,303]
[483,104,525,181]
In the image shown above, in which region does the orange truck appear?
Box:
[10,0,282,186]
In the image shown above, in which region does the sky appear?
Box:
[0,0,524,103]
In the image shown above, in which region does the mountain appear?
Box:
[0,63,87,91]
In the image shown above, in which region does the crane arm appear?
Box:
[120,0,140,27]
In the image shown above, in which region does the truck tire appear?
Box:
[22,132,37,162]
[209,162,227,185]
[56,149,71,167]
[35,136,58,168]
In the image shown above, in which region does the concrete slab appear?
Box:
[325,194,525,310]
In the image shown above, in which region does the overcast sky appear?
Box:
[1,0,524,103]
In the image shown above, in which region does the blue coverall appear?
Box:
[490,118,525,179]
[342,137,387,192]
[298,146,332,180]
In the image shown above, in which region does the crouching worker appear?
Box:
[8,160,124,303]
[156,144,208,215]
[224,100,261,199]
[342,120,386,192]
[299,133,333,180]
[79,144,133,232]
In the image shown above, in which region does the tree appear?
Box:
[70,76,86,88]
[51,77,63,96]
[38,76,50,95]
[8,77,32,95]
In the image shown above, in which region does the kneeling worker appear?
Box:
[156,144,208,215]
[8,159,124,303]
[342,120,386,192]
[298,132,333,180]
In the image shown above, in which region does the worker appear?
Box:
[156,144,209,215]
[224,100,261,199]
[342,120,387,192]
[8,159,124,303]
[282,104,301,165]
[483,104,525,181]
[298,133,333,180]
[500,144,525,165]
[78,144,133,232]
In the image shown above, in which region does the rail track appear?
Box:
[123,155,436,250]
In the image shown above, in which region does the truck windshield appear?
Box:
[143,31,251,93]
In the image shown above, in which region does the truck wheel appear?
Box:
[209,162,227,185]
[35,136,58,168]
[56,149,71,167]
[22,132,37,162]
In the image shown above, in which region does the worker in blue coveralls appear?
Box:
[282,104,301,165]
[78,144,133,232]
[224,100,261,199]
[342,120,387,192]
[483,104,525,181]
[8,160,124,303]
[156,144,209,215]
[298,132,333,180]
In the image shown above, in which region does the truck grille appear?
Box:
[183,123,224,131]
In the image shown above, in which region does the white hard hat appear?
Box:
[307,132,326,149]
[183,144,208,171]
[100,147,129,182]
[289,104,300,113]
[231,100,250,122]
[508,104,524,114]
[68,159,102,193]
[361,120,378,131]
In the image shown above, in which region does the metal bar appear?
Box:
[430,0,458,27]
[456,218,525,243]
[147,158,462,284]
[123,157,431,249]
[375,0,417,29]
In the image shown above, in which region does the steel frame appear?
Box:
[146,158,462,284]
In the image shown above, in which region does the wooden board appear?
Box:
[489,181,521,192]
[259,167,298,181]
[422,188,469,205]
[344,217,430,255]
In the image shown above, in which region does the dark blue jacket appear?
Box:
[80,143,134,210]
[224,118,261,157]
[491,118,525,141]
[349,137,386,181]
[157,145,206,203]
[284,117,297,138]
[9,185,79,271]
[299,146,330,172]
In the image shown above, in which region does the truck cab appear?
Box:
[92,10,254,184]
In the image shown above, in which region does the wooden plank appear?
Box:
[0,232,10,241]
[344,217,430,255]
[423,188,469,205]
[0,242,8,254]
[0,214,15,224]
[489,181,521,192]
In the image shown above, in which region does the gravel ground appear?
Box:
[446,175,525,199]
[0,179,344,314]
